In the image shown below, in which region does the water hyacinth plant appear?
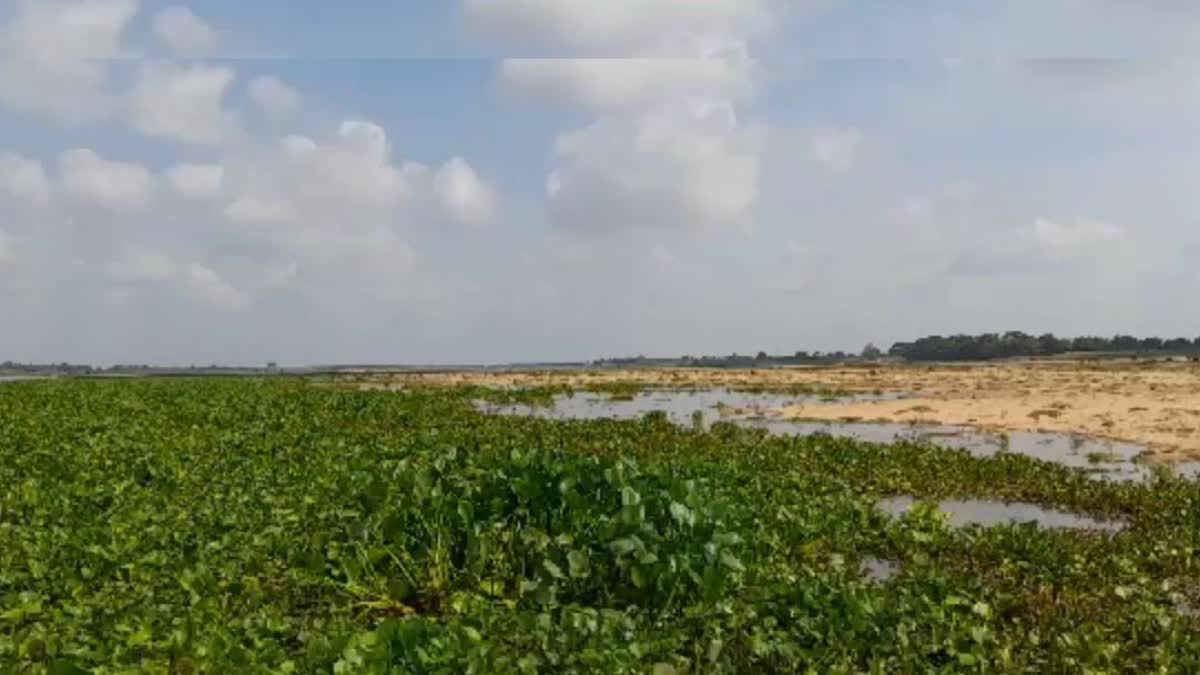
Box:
[1,379,1199,672]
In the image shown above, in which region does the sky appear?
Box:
[2,1,1199,366]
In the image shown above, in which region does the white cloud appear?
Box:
[4,0,135,59]
[153,6,217,56]
[223,121,412,228]
[248,76,300,119]
[107,252,179,283]
[547,102,761,231]
[337,120,390,164]
[224,194,298,224]
[485,1,766,236]
[167,163,224,199]
[1021,217,1125,248]
[281,135,317,159]
[463,0,771,53]
[60,149,155,210]
[0,152,50,204]
[434,158,496,226]
[501,58,749,110]
[129,62,237,145]
[811,128,862,171]
[0,0,138,121]
[187,263,250,310]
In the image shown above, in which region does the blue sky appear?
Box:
[2,1,1199,365]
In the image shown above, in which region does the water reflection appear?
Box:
[861,557,900,583]
[878,495,1125,531]
[478,389,1200,483]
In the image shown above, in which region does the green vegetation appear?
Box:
[2,379,1200,673]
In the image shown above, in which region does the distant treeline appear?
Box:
[0,361,97,376]
[888,333,1200,362]
[593,351,856,369]
[0,361,282,377]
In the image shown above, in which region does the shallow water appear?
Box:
[479,388,1200,482]
[878,496,1125,531]
[861,557,900,583]
[763,420,1200,482]
[480,388,901,429]
[0,376,39,383]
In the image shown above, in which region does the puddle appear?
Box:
[479,389,1200,483]
[861,557,900,583]
[478,388,899,429]
[0,376,40,383]
[878,496,1125,531]
[768,421,1200,482]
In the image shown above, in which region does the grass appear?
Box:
[1,379,1200,672]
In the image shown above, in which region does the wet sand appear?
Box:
[347,359,1200,461]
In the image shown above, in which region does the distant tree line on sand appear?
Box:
[889,332,1200,362]
[594,351,856,369]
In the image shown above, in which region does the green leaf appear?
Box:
[631,566,647,589]
[543,559,565,580]
[50,662,90,675]
[621,486,641,507]
[669,502,693,526]
[719,550,744,572]
[611,537,641,555]
[567,550,590,579]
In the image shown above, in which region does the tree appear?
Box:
[1164,338,1191,352]
[861,343,882,359]
[1112,335,1140,351]
[1139,337,1164,351]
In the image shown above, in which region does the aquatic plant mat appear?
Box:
[2,379,1199,672]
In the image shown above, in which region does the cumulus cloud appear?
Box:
[59,149,155,210]
[0,0,138,120]
[463,0,771,53]
[1021,217,1125,248]
[546,102,760,231]
[223,194,298,224]
[480,0,767,235]
[128,62,237,145]
[501,57,749,110]
[153,6,217,56]
[434,158,496,226]
[187,263,250,310]
[0,152,51,204]
[167,164,224,199]
[221,121,496,231]
[280,120,411,212]
[107,252,179,283]
[248,76,301,119]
